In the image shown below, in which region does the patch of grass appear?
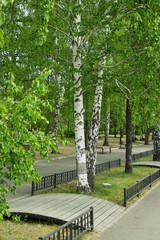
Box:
[0,219,59,240]
[0,218,99,240]
[43,166,158,206]
[93,166,157,205]
[134,155,153,162]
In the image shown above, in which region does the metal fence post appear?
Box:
[54,174,57,188]
[44,177,46,188]
[31,181,34,196]
[137,181,140,197]
[70,223,73,239]
[124,188,127,207]
[149,173,152,187]
[119,158,121,166]
[90,207,94,231]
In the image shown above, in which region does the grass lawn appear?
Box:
[134,155,153,162]
[0,219,59,240]
[43,164,158,206]
[0,219,99,240]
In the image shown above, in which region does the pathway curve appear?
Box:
[133,161,160,168]
[9,193,125,232]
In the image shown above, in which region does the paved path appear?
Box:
[9,193,125,232]
[7,143,153,202]
[100,183,160,240]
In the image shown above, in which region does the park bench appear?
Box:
[97,146,111,154]
[120,138,126,149]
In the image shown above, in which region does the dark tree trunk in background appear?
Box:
[120,126,124,145]
[132,124,135,142]
[103,109,110,146]
[145,128,150,145]
[153,129,160,161]
[114,124,117,138]
[45,123,50,136]
[152,128,154,140]
[125,99,132,173]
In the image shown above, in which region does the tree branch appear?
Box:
[115,79,130,99]
[48,25,72,40]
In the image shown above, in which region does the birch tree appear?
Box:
[86,66,104,192]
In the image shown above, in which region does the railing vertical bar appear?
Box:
[124,188,127,207]
[90,207,94,231]
[54,174,56,188]
[31,181,34,196]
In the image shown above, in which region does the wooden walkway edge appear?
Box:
[133,161,160,168]
[9,193,125,232]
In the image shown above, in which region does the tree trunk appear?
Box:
[125,99,132,173]
[114,124,117,138]
[45,123,50,136]
[132,124,135,142]
[120,126,124,145]
[85,119,89,150]
[87,75,103,193]
[153,129,160,161]
[52,75,61,150]
[72,4,90,194]
[145,128,150,145]
[103,104,110,146]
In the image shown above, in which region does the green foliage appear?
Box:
[0,71,56,220]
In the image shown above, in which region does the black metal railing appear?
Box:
[95,159,121,174]
[32,159,121,195]
[39,207,94,240]
[124,169,160,207]
[31,169,77,195]
[132,149,153,161]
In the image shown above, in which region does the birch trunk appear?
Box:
[73,1,90,193]
[87,71,103,192]
[153,127,160,161]
[125,99,132,173]
[103,104,110,146]
[53,75,61,150]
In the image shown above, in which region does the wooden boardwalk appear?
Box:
[133,161,160,168]
[9,193,125,232]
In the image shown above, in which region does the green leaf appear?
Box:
[0,0,14,6]
[0,12,5,26]
[0,29,4,48]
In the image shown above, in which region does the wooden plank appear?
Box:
[94,205,122,226]
[9,194,62,212]
[9,193,124,232]
[96,207,125,232]
[14,194,82,214]
[39,195,86,215]
[60,198,103,220]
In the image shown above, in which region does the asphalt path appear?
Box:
[100,182,160,240]
[7,143,153,202]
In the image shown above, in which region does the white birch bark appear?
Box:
[153,123,160,161]
[72,1,90,193]
[86,68,104,192]
[53,75,61,149]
